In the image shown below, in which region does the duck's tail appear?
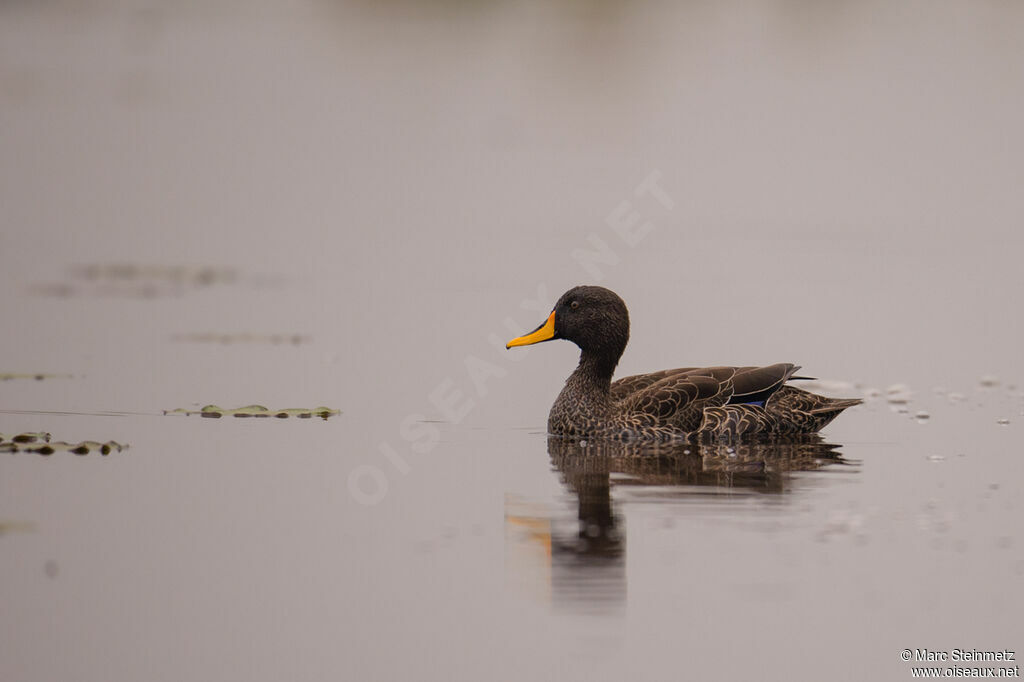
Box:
[696,386,861,440]
[767,386,862,433]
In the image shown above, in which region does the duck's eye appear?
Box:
[570,300,580,310]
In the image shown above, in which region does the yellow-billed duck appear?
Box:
[506,285,860,441]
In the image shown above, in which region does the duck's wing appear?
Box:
[728,363,801,404]
[612,364,798,404]
[609,367,697,401]
[619,369,736,432]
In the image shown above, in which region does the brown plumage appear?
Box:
[506,285,860,442]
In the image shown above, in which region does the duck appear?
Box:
[506,285,861,441]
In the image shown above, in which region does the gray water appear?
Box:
[2,2,1022,681]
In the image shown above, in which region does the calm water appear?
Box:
[2,2,1023,681]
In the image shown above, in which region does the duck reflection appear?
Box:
[550,435,853,496]
[506,436,854,612]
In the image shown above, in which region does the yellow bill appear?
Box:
[506,311,557,349]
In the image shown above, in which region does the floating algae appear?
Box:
[0,521,36,536]
[31,263,238,299]
[0,373,73,381]
[5,432,51,443]
[170,332,311,346]
[70,263,236,285]
[0,433,127,455]
[163,404,340,420]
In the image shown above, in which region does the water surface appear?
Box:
[2,2,1022,681]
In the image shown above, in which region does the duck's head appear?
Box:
[506,285,630,361]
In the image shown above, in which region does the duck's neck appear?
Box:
[567,351,619,398]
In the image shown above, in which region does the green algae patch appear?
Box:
[7,432,51,443]
[31,263,238,299]
[70,263,236,285]
[0,521,36,536]
[170,332,311,346]
[1,433,127,456]
[163,405,340,421]
[0,373,73,381]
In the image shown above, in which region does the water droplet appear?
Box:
[947,392,966,403]
[996,417,1010,425]
[914,410,930,422]
[886,384,912,404]
[886,384,912,405]
[979,375,1000,388]
[926,454,945,462]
